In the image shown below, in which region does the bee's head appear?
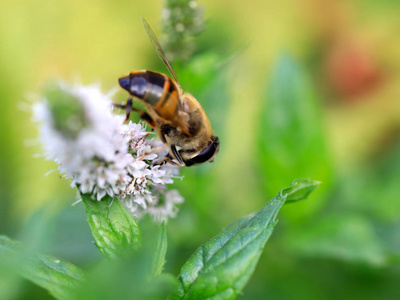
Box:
[184,135,220,167]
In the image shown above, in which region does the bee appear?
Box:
[116,17,219,167]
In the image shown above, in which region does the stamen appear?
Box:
[44,168,58,177]
[72,199,82,206]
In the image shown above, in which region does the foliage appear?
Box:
[1,0,400,299]
[171,179,319,299]
[81,194,142,259]
[0,180,318,299]
[0,236,85,300]
[258,55,333,219]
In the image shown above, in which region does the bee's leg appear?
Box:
[113,97,156,127]
[151,145,185,167]
[139,111,156,128]
[112,97,133,123]
[169,145,185,167]
[138,144,168,161]
[156,154,184,167]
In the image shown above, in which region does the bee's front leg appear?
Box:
[153,145,185,167]
[169,145,185,167]
[138,144,168,161]
[155,155,185,167]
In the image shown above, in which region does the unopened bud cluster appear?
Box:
[161,0,204,61]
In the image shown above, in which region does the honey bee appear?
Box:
[116,17,219,167]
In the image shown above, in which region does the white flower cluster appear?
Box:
[34,83,184,222]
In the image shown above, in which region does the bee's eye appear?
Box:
[185,140,218,166]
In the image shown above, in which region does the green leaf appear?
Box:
[81,194,142,259]
[152,221,168,276]
[258,55,332,219]
[72,248,179,300]
[282,178,321,203]
[0,235,86,300]
[170,179,320,299]
[285,213,387,266]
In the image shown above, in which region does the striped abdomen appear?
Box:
[118,70,181,122]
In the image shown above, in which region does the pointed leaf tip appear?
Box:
[281,178,321,203]
[170,178,319,299]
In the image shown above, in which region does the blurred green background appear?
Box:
[1,0,400,299]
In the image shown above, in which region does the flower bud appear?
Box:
[161,0,204,61]
[44,83,87,139]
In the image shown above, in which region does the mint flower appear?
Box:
[34,82,184,222]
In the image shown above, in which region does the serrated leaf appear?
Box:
[152,221,168,276]
[81,194,142,259]
[170,179,319,299]
[258,55,332,218]
[0,235,86,300]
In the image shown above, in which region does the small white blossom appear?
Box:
[127,187,184,223]
[34,82,184,222]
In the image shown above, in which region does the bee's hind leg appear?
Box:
[113,97,156,127]
[112,97,133,123]
[139,111,156,128]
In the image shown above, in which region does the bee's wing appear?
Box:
[141,16,183,93]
